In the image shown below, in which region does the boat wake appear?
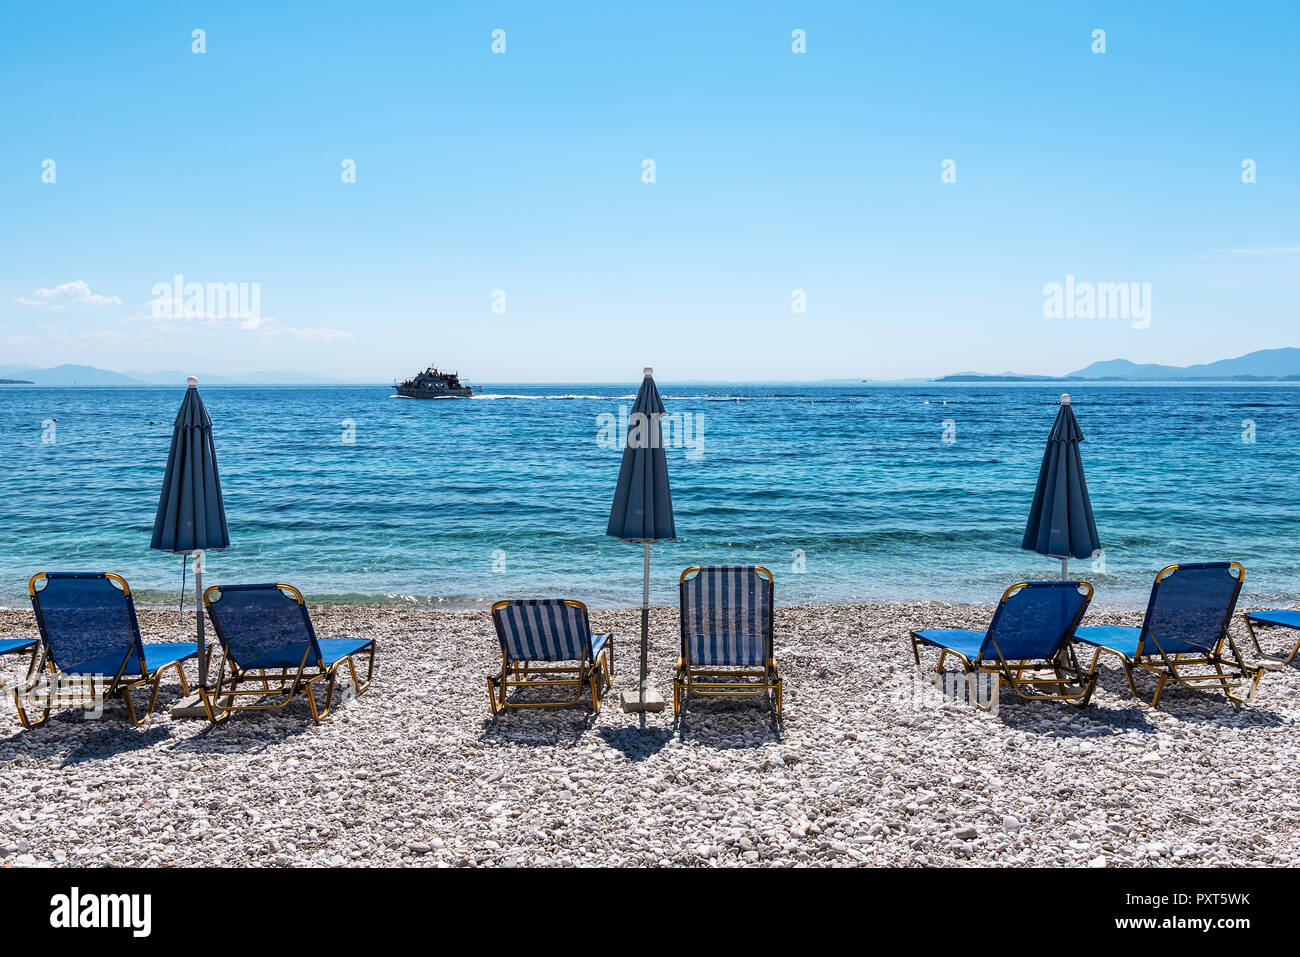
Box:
[470,393,636,401]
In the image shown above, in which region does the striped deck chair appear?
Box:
[1073,562,1262,708]
[201,583,375,723]
[911,581,1097,709]
[487,599,612,714]
[23,572,199,727]
[676,566,782,718]
[1242,609,1300,666]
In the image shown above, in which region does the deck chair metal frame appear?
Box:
[201,583,375,723]
[1,635,44,727]
[911,581,1097,710]
[1242,610,1300,666]
[23,572,198,728]
[675,565,783,719]
[1074,562,1262,708]
[487,599,612,714]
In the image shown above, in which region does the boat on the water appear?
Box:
[394,366,474,399]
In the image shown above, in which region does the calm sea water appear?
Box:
[0,383,1297,610]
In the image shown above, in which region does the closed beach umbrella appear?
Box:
[151,377,230,686]
[1021,393,1100,579]
[607,367,676,711]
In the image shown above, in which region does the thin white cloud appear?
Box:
[122,309,349,341]
[16,280,122,308]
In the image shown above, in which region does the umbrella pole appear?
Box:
[194,550,206,688]
[1061,557,1068,581]
[640,542,650,704]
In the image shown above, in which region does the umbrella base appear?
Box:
[169,691,221,719]
[620,688,666,713]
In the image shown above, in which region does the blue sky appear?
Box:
[1,1,1296,381]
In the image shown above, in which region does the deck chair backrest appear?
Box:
[205,584,322,669]
[981,581,1092,662]
[680,566,774,667]
[492,600,592,662]
[1139,562,1243,656]
[29,573,143,674]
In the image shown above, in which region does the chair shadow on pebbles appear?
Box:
[169,677,357,756]
[170,712,323,755]
[992,699,1153,736]
[1087,663,1285,728]
[478,701,598,747]
[596,725,673,761]
[0,680,181,764]
[50,723,172,768]
[671,699,783,748]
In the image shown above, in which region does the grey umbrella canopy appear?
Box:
[1021,394,1100,578]
[607,367,675,710]
[151,377,229,685]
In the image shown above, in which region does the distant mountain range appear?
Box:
[0,364,350,386]
[935,347,1300,383]
[4,348,1299,386]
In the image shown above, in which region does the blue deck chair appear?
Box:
[1242,609,1300,666]
[201,583,375,723]
[676,566,783,718]
[487,599,612,714]
[911,581,1096,709]
[1073,562,1262,708]
[24,572,199,727]
[1,634,42,726]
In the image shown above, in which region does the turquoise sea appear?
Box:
[0,383,1296,609]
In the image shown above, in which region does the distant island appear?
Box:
[0,363,350,386]
[935,347,1300,383]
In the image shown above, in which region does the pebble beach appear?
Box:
[1,601,1297,868]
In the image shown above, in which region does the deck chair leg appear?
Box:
[13,681,51,729]
[968,669,998,711]
[935,649,949,681]
[1218,639,1262,706]
[333,643,375,699]
[1118,658,1140,700]
[199,685,233,723]
[1071,674,1097,708]
[308,672,336,722]
[1054,648,1097,708]
[1242,666,1262,704]
[345,649,374,696]
[1150,672,1169,708]
[199,657,234,723]
[122,682,145,726]
[145,671,166,718]
[1245,618,1300,666]
[1224,635,1261,706]
[1208,658,1240,707]
[13,647,51,729]
[14,692,50,729]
